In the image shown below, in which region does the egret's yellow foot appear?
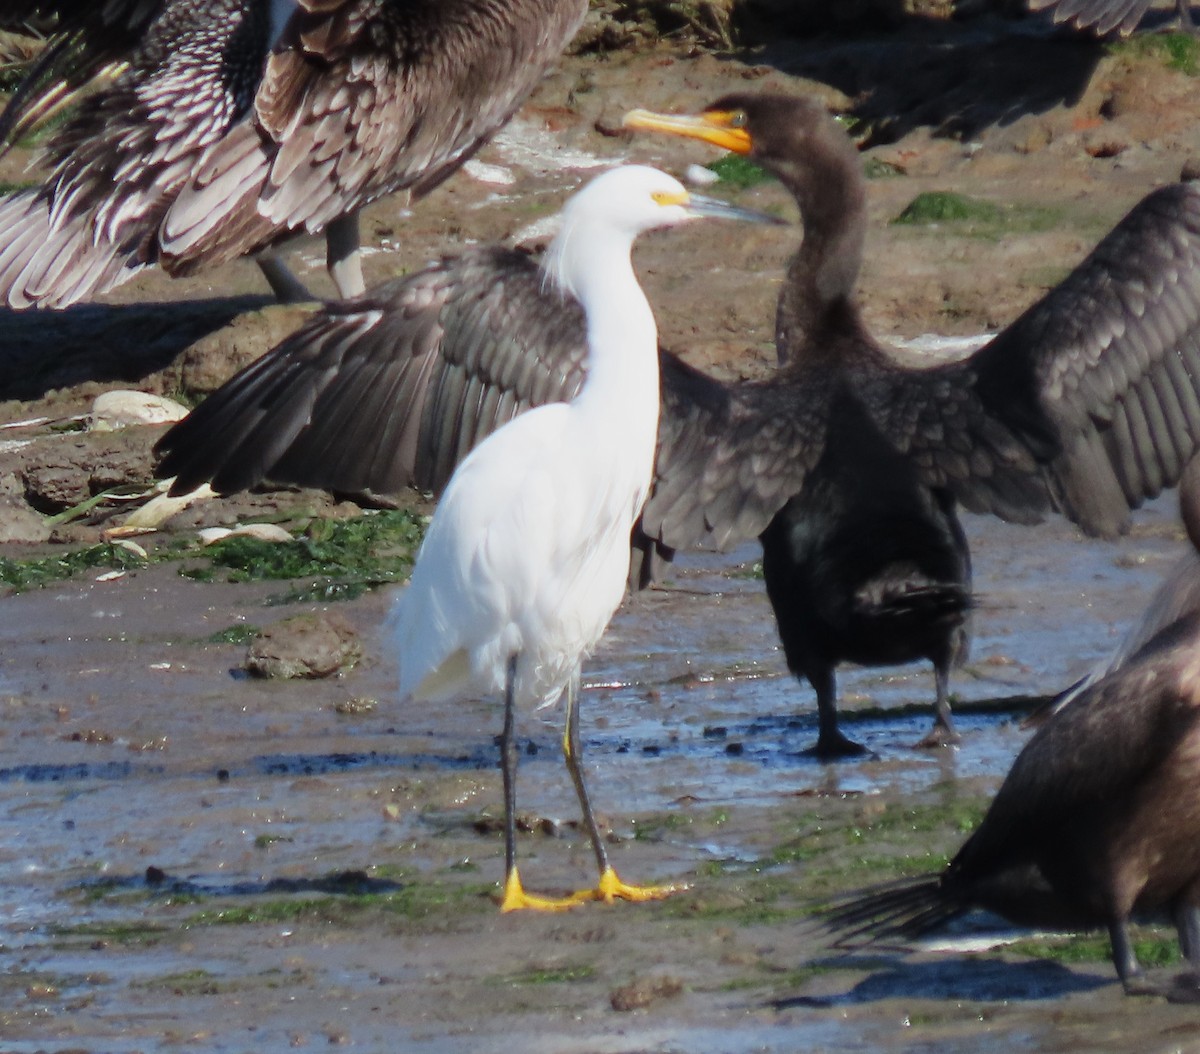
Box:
[586,866,684,904]
[499,868,587,913]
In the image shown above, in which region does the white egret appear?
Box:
[389,165,777,911]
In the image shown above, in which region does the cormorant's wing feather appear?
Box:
[1029,0,1155,35]
[955,614,1200,878]
[155,246,589,498]
[972,181,1200,537]
[859,357,1055,527]
[640,362,824,552]
[881,181,1200,538]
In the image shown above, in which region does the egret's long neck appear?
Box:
[543,220,661,435]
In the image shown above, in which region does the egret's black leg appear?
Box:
[498,656,577,913]
[562,670,680,904]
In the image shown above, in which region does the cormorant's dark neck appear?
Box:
[771,147,868,367]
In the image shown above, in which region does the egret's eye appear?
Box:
[651,189,688,207]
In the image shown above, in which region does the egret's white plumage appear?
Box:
[389,164,770,910]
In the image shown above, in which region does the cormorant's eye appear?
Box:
[729,110,748,129]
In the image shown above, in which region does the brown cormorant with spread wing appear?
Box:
[823,474,1200,998]
[157,93,1200,756]
[0,0,586,308]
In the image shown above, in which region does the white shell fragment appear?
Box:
[115,481,216,532]
[198,523,294,546]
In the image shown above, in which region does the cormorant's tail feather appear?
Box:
[856,581,972,631]
[822,874,966,948]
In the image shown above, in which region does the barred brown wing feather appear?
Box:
[155,246,589,499]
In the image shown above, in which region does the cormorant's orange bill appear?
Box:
[622,108,753,155]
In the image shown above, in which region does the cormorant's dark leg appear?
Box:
[1168,902,1200,1001]
[498,656,578,913]
[562,669,680,904]
[326,211,365,300]
[1178,902,1200,966]
[916,660,961,749]
[1109,919,1142,988]
[811,666,868,758]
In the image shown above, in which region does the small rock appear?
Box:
[244,613,362,680]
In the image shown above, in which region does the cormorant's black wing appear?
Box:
[638,361,825,552]
[156,246,590,498]
[883,181,1200,538]
[1028,0,1156,35]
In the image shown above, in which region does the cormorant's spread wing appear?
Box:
[975,181,1200,537]
[1028,0,1155,35]
[639,362,824,552]
[883,181,1200,538]
[156,246,589,497]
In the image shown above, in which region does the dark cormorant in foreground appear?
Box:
[1029,0,1194,34]
[158,94,1200,757]
[0,0,586,307]
[1033,455,1200,720]
[823,499,1200,998]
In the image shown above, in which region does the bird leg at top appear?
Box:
[915,662,961,749]
[498,656,583,913]
[326,210,365,300]
[562,671,681,904]
[255,249,316,304]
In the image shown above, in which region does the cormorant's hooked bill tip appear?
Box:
[623,108,754,155]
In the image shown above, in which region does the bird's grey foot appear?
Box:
[914,723,961,749]
[809,731,872,760]
[1122,971,1200,1001]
